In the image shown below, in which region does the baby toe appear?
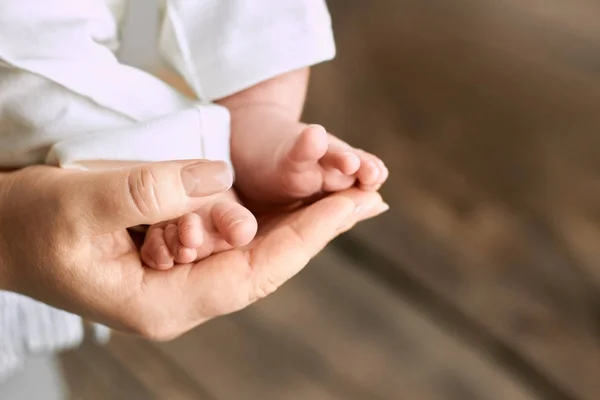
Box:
[210,202,258,247]
[174,246,198,264]
[355,151,381,188]
[321,170,357,192]
[282,125,328,171]
[141,227,174,270]
[164,223,182,260]
[358,155,389,191]
[319,148,361,175]
[372,156,389,186]
[178,213,204,249]
[165,223,196,264]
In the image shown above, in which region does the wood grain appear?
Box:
[303,1,600,399]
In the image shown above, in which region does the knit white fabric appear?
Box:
[0,0,335,380]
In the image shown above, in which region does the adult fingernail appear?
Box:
[362,202,390,219]
[353,201,390,222]
[181,161,233,197]
[339,199,377,230]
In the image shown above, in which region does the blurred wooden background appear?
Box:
[60,1,600,399]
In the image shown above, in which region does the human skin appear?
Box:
[221,67,389,207]
[140,67,390,268]
[0,160,387,340]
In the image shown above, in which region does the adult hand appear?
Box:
[0,161,387,341]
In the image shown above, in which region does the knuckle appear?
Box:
[127,167,161,218]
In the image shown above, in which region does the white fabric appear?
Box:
[45,105,231,170]
[158,0,336,100]
[0,354,67,400]
[0,0,335,380]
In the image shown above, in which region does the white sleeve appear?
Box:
[158,0,336,101]
[0,0,231,169]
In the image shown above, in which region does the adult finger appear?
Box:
[246,188,386,300]
[69,160,232,233]
[188,189,386,323]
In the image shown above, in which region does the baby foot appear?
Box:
[281,124,388,194]
[234,124,389,210]
[140,190,257,269]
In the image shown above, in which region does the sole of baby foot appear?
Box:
[141,194,258,268]
[234,124,389,212]
[167,201,257,263]
[281,125,389,193]
[257,125,331,201]
[277,126,390,196]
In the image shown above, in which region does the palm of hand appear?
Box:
[1,165,384,343]
[89,192,356,340]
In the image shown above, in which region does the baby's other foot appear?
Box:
[285,125,388,193]
[140,190,257,269]
[238,124,388,209]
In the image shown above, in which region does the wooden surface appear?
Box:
[61,249,536,400]
[60,1,600,399]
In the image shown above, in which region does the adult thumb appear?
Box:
[71,160,232,233]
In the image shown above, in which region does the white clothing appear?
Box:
[0,0,335,380]
[0,0,335,169]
